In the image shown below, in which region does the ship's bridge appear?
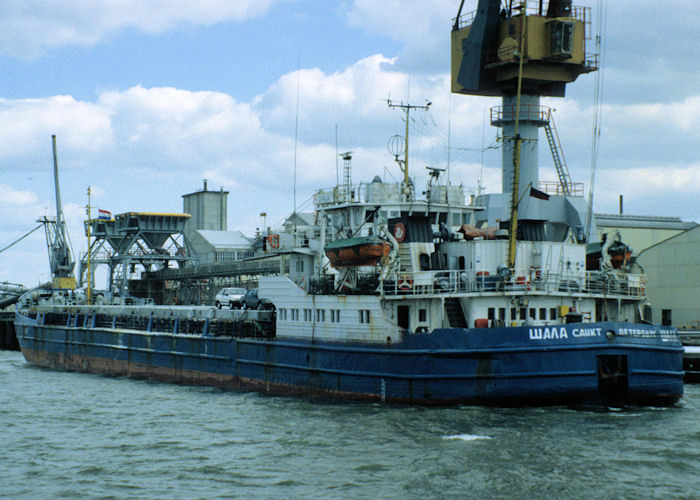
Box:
[314,179,480,233]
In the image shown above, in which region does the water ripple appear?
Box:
[1,351,698,499]
[442,433,492,441]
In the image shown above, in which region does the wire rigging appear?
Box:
[585,0,607,241]
[0,225,43,254]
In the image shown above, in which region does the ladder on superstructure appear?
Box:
[544,109,572,196]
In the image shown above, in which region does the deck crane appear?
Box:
[38,135,77,289]
[451,0,598,268]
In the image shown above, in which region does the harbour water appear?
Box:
[1,350,698,499]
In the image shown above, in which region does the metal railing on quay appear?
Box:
[678,331,700,345]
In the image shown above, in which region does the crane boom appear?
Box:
[41,135,76,289]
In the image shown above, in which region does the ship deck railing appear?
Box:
[31,306,276,339]
[453,5,591,31]
[381,269,646,298]
[538,181,585,197]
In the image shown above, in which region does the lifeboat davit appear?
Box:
[324,236,391,268]
[586,240,633,270]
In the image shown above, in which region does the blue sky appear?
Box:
[1,0,699,287]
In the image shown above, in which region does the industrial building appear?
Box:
[137,182,273,305]
[637,226,700,329]
[182,180,228,233]
[595,212,698,329]
[594,212,696,257]
[187,230,255,265]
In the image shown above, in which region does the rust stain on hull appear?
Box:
[22,348,236,388]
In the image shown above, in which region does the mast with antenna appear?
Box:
[387,99,431,201]
[86,186,92,304]
[340,151,353,203]
[447,95,452,185]
[335,124,339,186]
[292,48,301,214]
[293,75,300,214]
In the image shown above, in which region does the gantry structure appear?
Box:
[79,212,192,295]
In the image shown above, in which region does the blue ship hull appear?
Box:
[14,311,684,406]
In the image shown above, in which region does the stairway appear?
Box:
[398,245,412,273]
[543,110,572,195]
[445,298,468,328]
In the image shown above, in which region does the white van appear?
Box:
[214,287,247,309]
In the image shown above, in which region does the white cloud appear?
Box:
[0,96,112,163]
[254,55,401,126]
[614,96,700,135]
[253,54,473,152]
[98,85,264,164]
[346,0,455,73]
[599,164,700,198]
[592,163,700,218]
[0,184,38,206]
[348,0,454,41]
[0,0,276,59]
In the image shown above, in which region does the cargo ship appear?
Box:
[14,1,684,405]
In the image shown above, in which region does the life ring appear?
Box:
[297,276,306,290]
[267,234,280,249]
[393,222,406,243]
[398,275,413,291]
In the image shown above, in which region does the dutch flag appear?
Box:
[98,209,112,220]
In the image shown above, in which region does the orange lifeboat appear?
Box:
[324,236,391,268]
